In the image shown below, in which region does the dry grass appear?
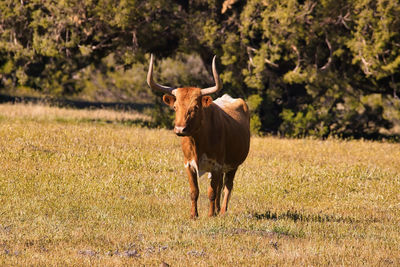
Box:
[0,103,399,266]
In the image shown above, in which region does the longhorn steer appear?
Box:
[147,55,250,218]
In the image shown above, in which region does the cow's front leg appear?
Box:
[208,171,223,217]
[185,166,199,219]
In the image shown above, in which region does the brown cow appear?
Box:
[147,54,250,218]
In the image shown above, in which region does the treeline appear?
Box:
[1,0,400,139]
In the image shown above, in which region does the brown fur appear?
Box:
[162,87,250,218]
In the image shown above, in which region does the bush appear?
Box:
[247,94,263,135]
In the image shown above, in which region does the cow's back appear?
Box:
[213,94,250,168]
[214,94,250,123]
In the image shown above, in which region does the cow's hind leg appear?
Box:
[208,171,223,217]
[186,167,199,219]
[215,172,223,214]
[220,168,237,215]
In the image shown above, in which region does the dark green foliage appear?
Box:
[1,0,399,139]
[222,0,400,139]
[247,94,263,135]
[0,0,183,95]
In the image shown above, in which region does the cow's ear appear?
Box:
[163,94,176,107]
[202,96,212,108]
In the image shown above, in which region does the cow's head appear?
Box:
[147,54,222,136]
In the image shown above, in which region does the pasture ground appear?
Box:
[0,103,399,266]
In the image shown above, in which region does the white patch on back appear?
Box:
[214,94,237,108]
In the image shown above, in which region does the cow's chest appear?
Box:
[184,154,233,178]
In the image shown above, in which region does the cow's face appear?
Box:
[147,54,221,136]
[163,87,212,136]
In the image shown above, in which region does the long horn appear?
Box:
[147,54,176,95]
[201,55,222,95]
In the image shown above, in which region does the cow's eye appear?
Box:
[187,109,195,117]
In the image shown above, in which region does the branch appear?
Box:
[360,54,373,75]
[291,45,300,72]
[306,2,317,13]
[246,46,279,69]
[246,46,256,68]
[336,11,350,29]
[298,2,317,24]
[246,46,256,73]
[391,74,399,99]
[132,31,138,50]
[13,31,18,45]
[320,35,332,70]
[265,58,279,68]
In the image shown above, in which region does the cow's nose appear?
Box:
[174,126,187,136]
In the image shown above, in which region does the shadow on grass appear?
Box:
[0,93,160,128]
[253,209,380,224]
[55,117,156,128]
[0,93,153,112]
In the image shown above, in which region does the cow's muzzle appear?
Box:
[174,126,189,136]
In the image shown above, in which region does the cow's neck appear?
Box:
[182,129,208,160]
[181,104,219,162]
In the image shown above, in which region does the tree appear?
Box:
[1,0,399,139]
[0,0,183,95]
[218,0,399,137]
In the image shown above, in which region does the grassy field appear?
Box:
[0,103,400,266]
